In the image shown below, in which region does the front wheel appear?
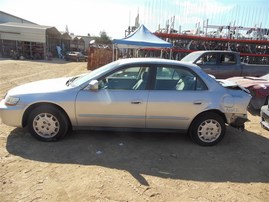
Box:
[189,112,226,146]
[27,105,69,141]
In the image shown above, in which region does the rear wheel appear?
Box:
[189,112,226,146]
[27,105,69,141]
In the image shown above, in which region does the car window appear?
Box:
[220,53,236,64]
[154,66,207,91]
[156,67,180,80]
[99,66,149,90]
[109,67,140,78]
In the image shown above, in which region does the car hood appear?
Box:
[227,76,269,88]
[8,77,70,95]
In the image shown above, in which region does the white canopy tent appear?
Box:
[112,24,172,59]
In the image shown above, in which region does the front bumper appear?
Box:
[261,105,269,130]
[0,99,24,128]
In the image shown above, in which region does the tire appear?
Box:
[189,112,226,146]
[27,105,69,142]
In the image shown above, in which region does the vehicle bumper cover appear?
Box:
[0,100,23,128]
[226,113,249,131]
[261,105,269,130]
[230,117,249,127]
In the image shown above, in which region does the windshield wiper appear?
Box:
[66,76,79,86]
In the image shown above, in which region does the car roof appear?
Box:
[189,50,238,54]
[116,57,200,69]
[113,58,221,89]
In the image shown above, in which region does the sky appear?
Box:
[1,0,269,39]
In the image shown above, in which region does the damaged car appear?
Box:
[0,58,251,146]
[227,74,269,109]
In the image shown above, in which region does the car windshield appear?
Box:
[181,52,202,62]
[70,60,119,87]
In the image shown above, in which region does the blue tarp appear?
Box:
[113,24,172,49]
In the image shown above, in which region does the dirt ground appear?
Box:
[0,58,269,202]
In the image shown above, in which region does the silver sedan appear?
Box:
[0,58,251,146]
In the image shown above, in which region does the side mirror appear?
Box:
[88,80,99,91]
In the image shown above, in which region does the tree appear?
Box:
[94,31,112,44]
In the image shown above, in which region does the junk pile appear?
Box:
[87,46,113,70]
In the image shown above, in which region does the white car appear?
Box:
[261,104,269,130]
[0,58,251,146]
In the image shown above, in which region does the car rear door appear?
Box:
[146,65,210,130]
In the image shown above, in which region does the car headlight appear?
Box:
[5,96,20,106]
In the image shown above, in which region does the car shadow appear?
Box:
[6,127,269,185]
[248,106,261,116]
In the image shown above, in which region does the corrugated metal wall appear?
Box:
[0,23,46,43]
[0,12,91,59]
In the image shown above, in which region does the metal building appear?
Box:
[0,11,70,59]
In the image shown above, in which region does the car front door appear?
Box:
[146,65,210,130]
[195,52,220,77]
[75,65,150,128]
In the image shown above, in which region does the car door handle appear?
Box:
[193,100,202,105]
[131,100,142,104]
